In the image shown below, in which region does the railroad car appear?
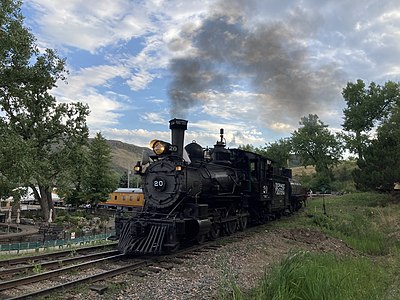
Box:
[98,188,144,211]
[117,119,307,255]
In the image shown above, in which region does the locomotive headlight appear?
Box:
[150,139,175,155]
[153,141,166,155]
[150,139,166,155]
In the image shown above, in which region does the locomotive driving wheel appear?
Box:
[237,209,248,231]
[238,216,248,231]
[208,222,221,240]
[223,219,237,235]
[222,207,238,235]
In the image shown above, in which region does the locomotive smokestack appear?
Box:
[169,118,188,158]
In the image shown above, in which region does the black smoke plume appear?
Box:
[168,1,343,124]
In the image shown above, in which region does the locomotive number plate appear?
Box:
[153,177,166,191]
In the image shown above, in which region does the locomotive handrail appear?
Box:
[167,196,188,218]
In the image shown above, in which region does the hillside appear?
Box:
[291,165,316,179]
[106,140,147,175]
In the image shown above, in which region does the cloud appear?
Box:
[127,70,155,91]
[53,64,131,129]
[141,112,168,124]
[102,128,170,147]
[102,118,267,148]
[23,0,400,147]
[26,0,151,53]
[270,122,294,132]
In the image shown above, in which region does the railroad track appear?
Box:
[0,242,117,267]
[0,251,130,299]
[0,249,120,279]
[0,225,272,299]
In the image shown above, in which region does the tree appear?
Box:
[262,138,292,167]
[0,0,90,220]
[239,140,292,167]
[353,104,400,190]
[56,142,90,208]
[342,80,400,161]
[83,133,118,205]
[238,144,257,152]
[291,114,342,183]
[119,172,141,189]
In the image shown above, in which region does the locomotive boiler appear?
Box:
[116,119,306,255]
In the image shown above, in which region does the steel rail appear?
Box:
[0,249,120,277]
[0,253,125,291]
[5,260,149,300]
[1,232,255,299]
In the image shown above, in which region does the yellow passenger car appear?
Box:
[98,188,144,211]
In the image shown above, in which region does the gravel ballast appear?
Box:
[68,227,355,300]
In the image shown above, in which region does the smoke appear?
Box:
[168,1,344,124]
[169,57,228,116]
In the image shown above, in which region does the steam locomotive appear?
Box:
[116,119,306,255]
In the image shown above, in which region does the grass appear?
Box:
[252,251,391,300]
[221,192,400,300]
[307,193,400,255]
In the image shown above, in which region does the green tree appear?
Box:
[56,142,90,207]
[119,172,141,188]
[354,105,400,190]
[0,0,90,220]
[291,114,342,184]
[83,133,118,205]
[239,140,292,167]
[342,80,400,161]
[238,144,257,152]
[262,138,292,167]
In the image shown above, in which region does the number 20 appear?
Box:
[154,181,164,187]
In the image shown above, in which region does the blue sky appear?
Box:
[21,0,400,149]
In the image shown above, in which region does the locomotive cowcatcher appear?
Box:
[116,119,306,255]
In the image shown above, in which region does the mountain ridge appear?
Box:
[106,139,147,175]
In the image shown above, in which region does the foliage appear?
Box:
[119,172,141,189]
[56,143,90,207]
[342,80,400,161]
[291,114,342,180]
[262,138,292,167]
[239,139,292,167]
[238,144,267,157]
[82,133,118,205]
[0,0,89,219]
[341,79,400,191]
[353,105,400,190]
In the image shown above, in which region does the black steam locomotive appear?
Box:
[116,119,306,255]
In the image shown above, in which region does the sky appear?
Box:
[21,0,400,149]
